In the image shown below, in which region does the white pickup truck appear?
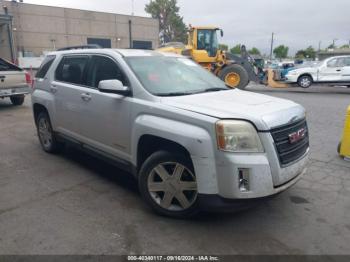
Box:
[285,56,350,88]
[0,58,31,105]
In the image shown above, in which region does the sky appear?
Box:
[22,0,350,55]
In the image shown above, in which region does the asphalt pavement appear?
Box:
[0,85,349,255]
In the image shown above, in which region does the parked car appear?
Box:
[0,58,31,105]
[31,48,309,218]
[285,56,350,88]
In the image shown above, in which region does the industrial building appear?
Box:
[318,48,350,60]
[0,0,159,68]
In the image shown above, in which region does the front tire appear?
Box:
[10,95,25,106]
[138,151,199,218]
[36,112,62,153]
[219,64,249,90]
[298,75,312,88]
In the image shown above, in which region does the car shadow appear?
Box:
[57,145,287,221]
[60,145,139,195]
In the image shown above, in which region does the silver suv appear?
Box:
[32,48,309,218]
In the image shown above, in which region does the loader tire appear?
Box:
[219,64,249,90]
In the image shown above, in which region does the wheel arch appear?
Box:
[298,73,314,82]
[136,135,193,173]
[131,115,219,194]
[33,103,49,126]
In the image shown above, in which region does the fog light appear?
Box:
[238,168,250,192]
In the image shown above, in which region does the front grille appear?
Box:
[270,119,309,166]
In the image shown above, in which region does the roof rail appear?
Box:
[57,44,102,51]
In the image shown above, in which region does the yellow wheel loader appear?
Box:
[157,26,260,89]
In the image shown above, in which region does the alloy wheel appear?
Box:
[147,162,198,211]
[300,77,311,88]
[38,117,53,149]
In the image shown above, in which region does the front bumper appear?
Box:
[0,86,31,98]
[198,167,306,211]
[192,148,308,200]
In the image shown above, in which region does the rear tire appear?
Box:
[10,95,25,106]
[297,75,312,88]
[138,151,199,218]
[36,112,62,153]
[219,64,249,90]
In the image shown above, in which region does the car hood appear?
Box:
[161,89,305,130]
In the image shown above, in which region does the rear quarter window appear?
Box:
[0,58,22,71]
[36,55,56,79]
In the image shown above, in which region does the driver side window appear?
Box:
[86,55,127,88]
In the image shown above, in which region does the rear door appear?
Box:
[318,58,343,82]
[0,58,26,91]
[52,55,90,140]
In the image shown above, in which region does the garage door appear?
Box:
[87,38,112,48]
[132,41,153,50]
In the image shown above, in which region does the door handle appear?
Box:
[81,93,92,101]
[336,69,342,72]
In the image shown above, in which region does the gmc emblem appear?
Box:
[289,128,306,144]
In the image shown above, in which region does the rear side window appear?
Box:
[337,57,350,67]
[0,58,22,71]
[36,55,56,78]
[55,56,89,85]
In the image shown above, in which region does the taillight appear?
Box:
[25,72,33,88]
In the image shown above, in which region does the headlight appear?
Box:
[216,120,264,153]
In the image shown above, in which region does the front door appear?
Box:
[318,58,343,82]
[78,55,131,160]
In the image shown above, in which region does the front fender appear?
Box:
[131,114,219,194]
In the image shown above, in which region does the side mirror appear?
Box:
[98,80,131,96]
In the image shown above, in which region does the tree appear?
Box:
[273,45,289,60]
[230,44,241,54]
[145,0,187,43]
[218,44,228,51]
[340,44,350,49]
[248,47,261,55]
[327,43,336,49]
[295,46,316,59]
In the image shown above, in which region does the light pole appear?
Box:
[269,32,274,61]
[333,38,338,48]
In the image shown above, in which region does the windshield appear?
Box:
[125,56,228,96]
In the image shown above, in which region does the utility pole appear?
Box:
[269,32,274,61]
[131,0,134,16]
[333,38,338,48]
[318,41,321,52]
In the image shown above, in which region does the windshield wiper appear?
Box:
[156,92,193,97]
[156,87,229,97]
[194,87,229,94]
